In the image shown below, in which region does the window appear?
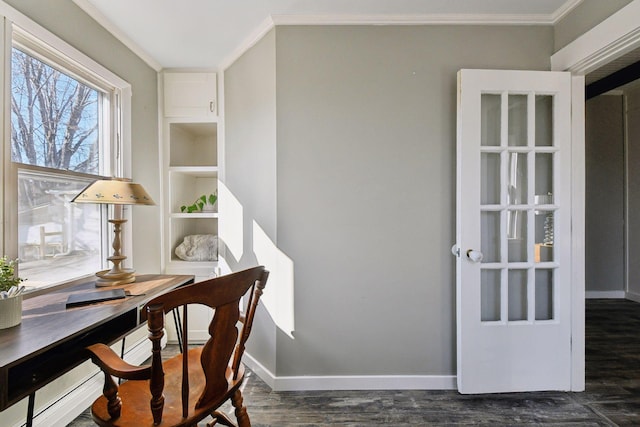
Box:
[6,26,129,290]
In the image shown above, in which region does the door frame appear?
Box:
[551,0,640,392]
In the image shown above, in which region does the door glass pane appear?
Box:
[534,210,554,262]
[481,94,501,147]
[535,95,553,147]
[508,95,527,147]
[481,211,501,263]
[508,210,527,262]
[535,153,553,196]
[508,269,527,321]
[507,152,527,205]
[481,269,501,321]
[481,153,500,204]
[535,269,553,320]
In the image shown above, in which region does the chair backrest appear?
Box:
[141,266,268,420]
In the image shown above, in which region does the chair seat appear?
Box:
[91,347,245,427]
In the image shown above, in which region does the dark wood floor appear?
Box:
[68,299,640,426]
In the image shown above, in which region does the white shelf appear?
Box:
[165,260,219,279]
[169,166,218,177]
[171,212,218,219]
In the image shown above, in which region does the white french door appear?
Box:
[455,69,573,393]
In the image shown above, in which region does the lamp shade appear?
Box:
[71,179,155,205]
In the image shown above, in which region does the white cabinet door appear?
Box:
[455,69,573,393]
[164,72,217,118]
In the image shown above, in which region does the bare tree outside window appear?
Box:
[11,47,104,288]
[11,48,99,173]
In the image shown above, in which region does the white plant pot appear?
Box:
[0,294,23,329]
[201,202,217,212]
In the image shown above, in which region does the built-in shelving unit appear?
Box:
[161,72,220,280]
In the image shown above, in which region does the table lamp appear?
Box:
[72,178,155,287]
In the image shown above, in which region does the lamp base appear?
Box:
[95,269,136,287]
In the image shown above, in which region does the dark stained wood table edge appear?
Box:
[0,274,194,412]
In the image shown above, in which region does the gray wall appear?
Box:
[554,0,632,51]
[224,29,278,373]
[627,85,640,300]
[4,0,161,274]
[225,25,553,377]
[585,95,625,293]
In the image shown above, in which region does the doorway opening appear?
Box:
[585,58,640,301]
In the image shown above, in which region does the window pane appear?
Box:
[481,94,501,147]
[508,269,527,321]
[508,210,527,262]
[481,269,501,322]
[508,94,527,147]
[481,211,501,263]
[535,95,553,147]
[481,153,500,204]
[507,152,527,205]
[18,170,103,289]
[11,48,100,174]
[535,269,554,320]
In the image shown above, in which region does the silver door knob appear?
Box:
[451,245,460,257]
[466,249,484,263]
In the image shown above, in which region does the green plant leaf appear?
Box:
[0,257,23,292]
[180,205,187,212]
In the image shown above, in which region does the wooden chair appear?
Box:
[86,266,268,427]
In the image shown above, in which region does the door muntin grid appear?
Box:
[480,92,557,324]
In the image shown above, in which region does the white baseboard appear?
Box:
[626,291,640,303]
[585,290,626,299]
[242,352,456,392]
[23,337,152,427]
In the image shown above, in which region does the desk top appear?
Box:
[0,274,193,378]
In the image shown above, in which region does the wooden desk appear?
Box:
[0,274,194,414]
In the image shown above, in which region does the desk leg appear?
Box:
[172,308,183,352]
[118,338,126,385]
[26,392,35,427]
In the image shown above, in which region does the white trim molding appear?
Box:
[585,291,626,299]
[221,16,275,71]
[552,0,640,392]
[71,0,162,71]
[626,291,640,303]
[222,1,585,71]
[272,13,555,26]
[270,1,584,27]
[570,75,586,392]
[551,0,584,24]
[243,353,456,392]
[551,0,640,74]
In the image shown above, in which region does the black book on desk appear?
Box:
[66,288,127,308]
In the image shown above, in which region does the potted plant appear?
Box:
[180,192,217,213]
[0,256,25,329]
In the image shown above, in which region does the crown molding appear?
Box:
[221,16,275,71]
[222,9,570,70]
[72,0,162,71]
[551,0,640,74]
[551,0,584,24]
[271,13,557,26]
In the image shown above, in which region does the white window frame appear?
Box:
[0,3,132,288]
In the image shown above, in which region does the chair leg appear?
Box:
[231,389,251,427]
